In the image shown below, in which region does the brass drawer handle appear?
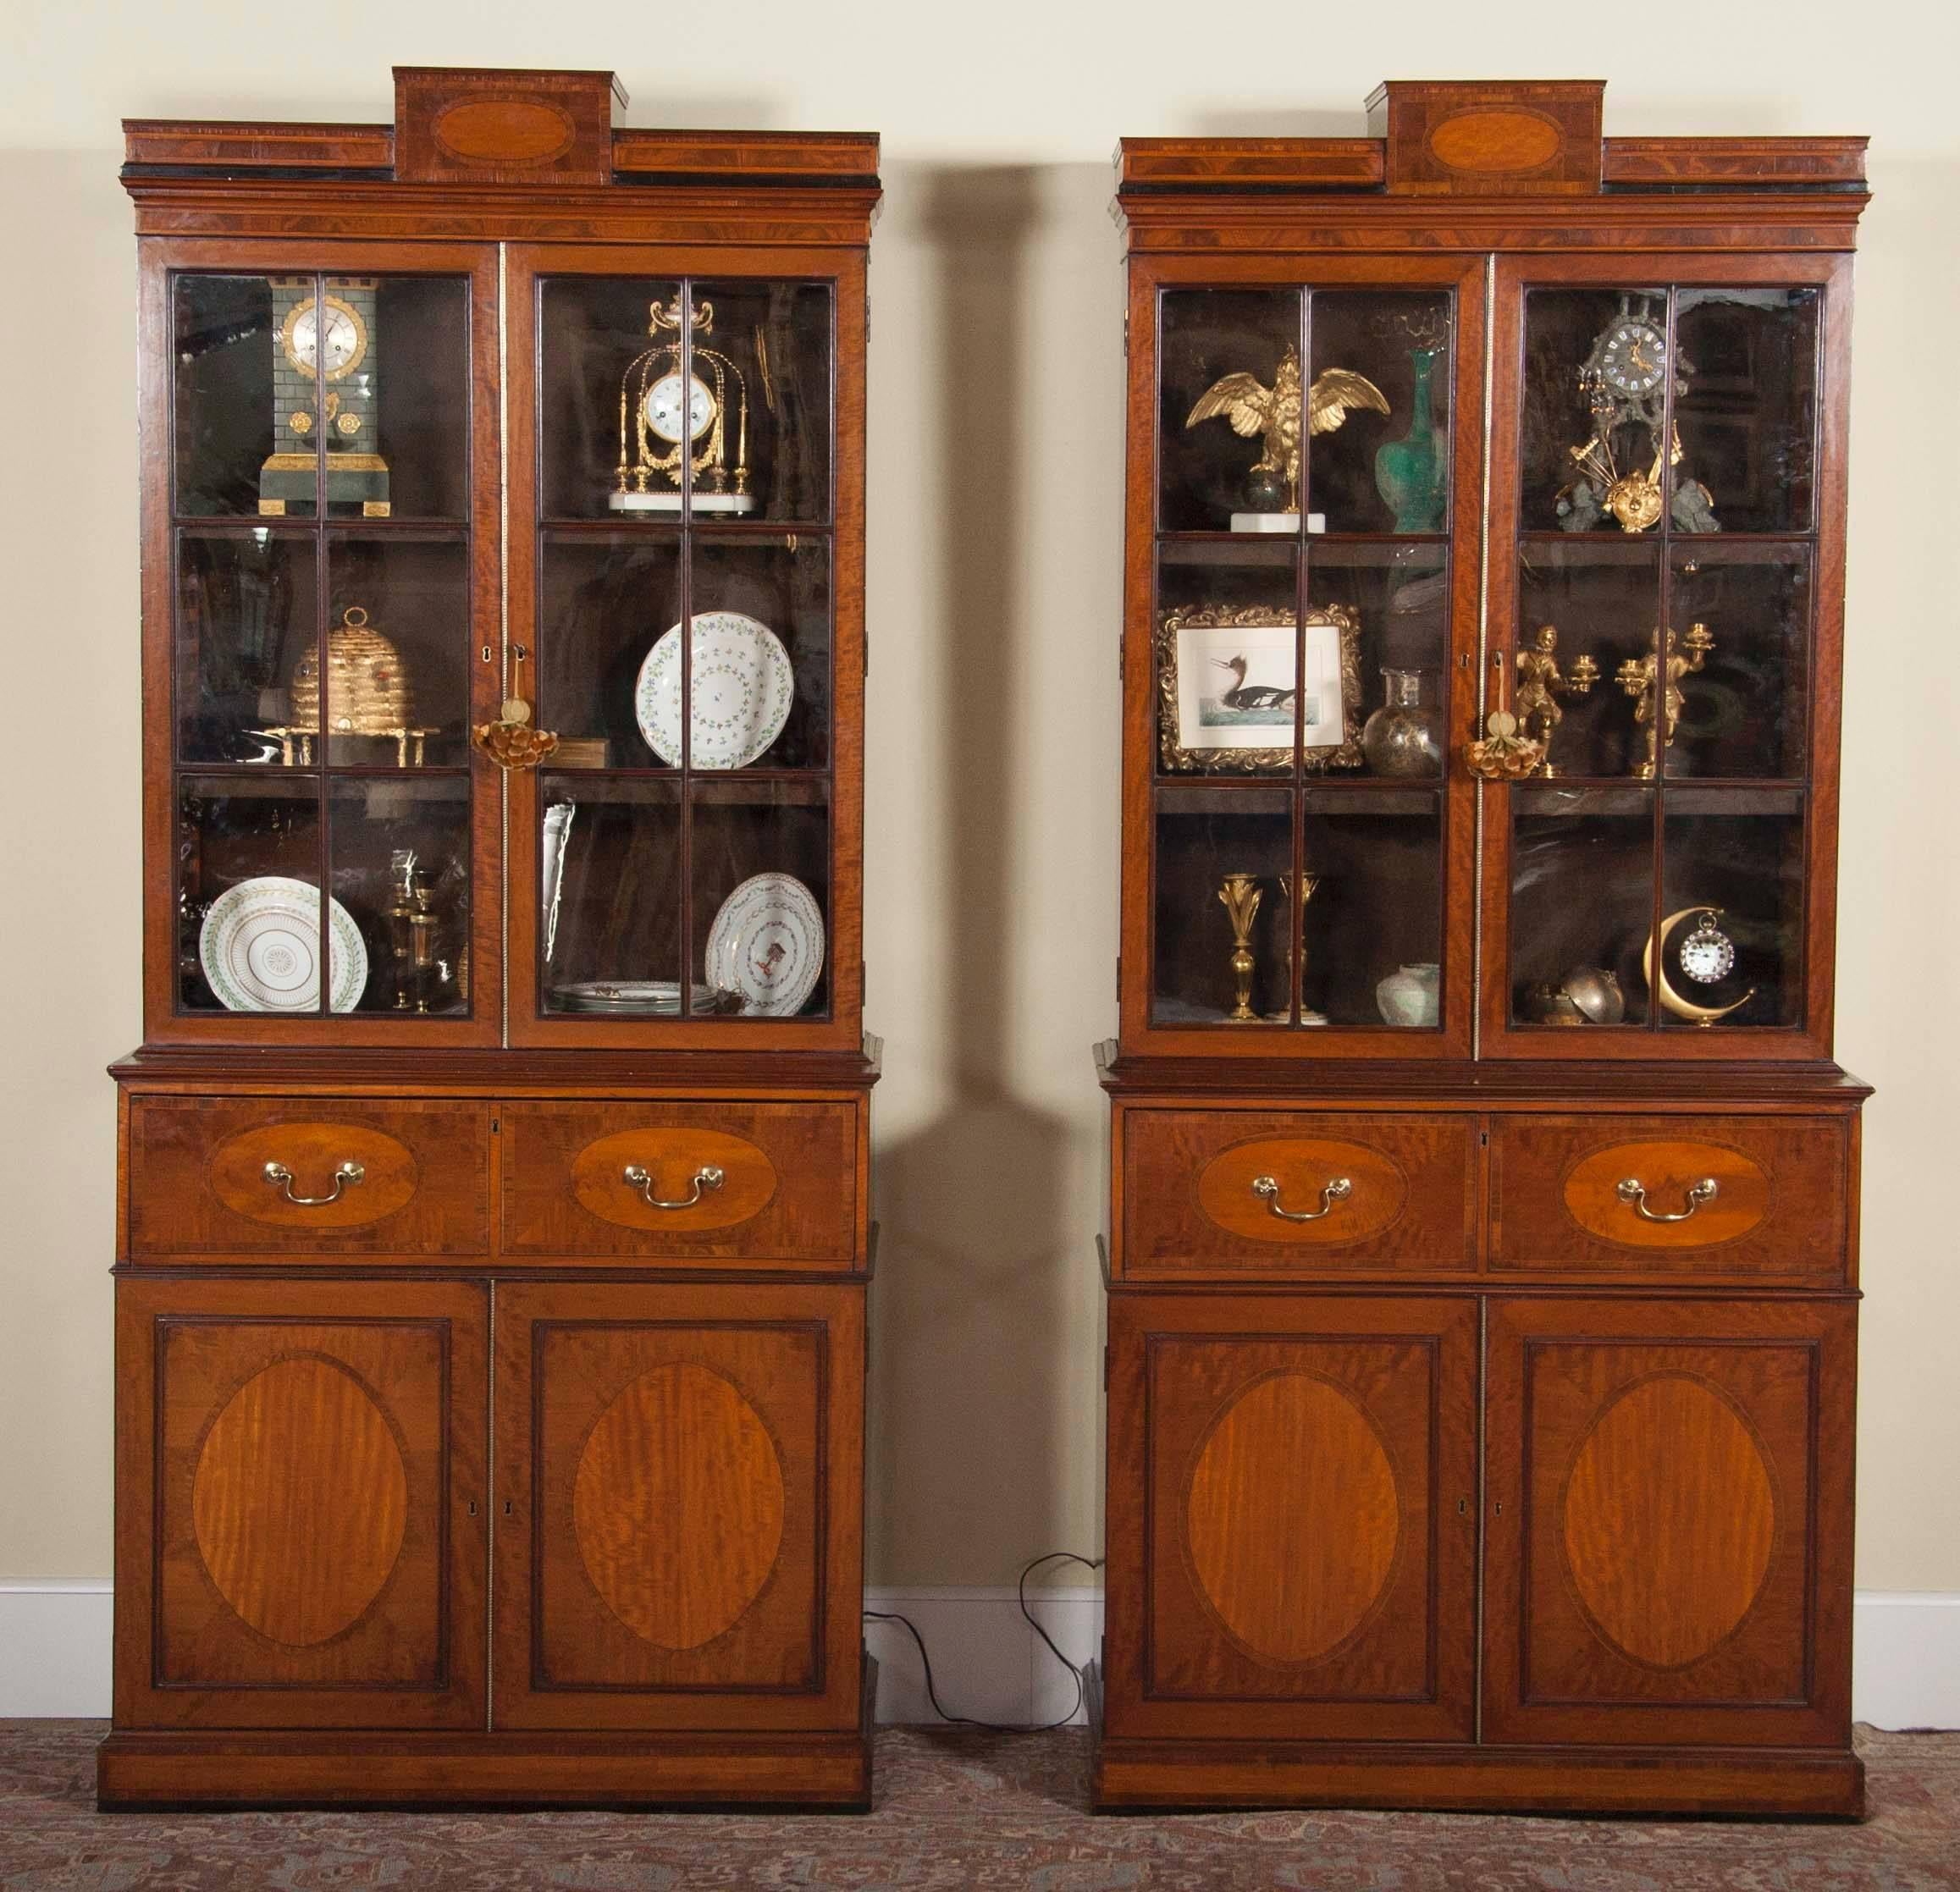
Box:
[622,1162,725,1211]
[1616,1175,1719,1223]
[1251,1175,1352,1222]
[262,1160,365,1206]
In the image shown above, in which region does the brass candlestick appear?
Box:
[1616,621,1713,780]
[1515,624,1598,777]
[1278,869,1326,1024]
[1217,872,1264,1023]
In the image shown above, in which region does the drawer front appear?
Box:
[127,1098,491,1258]
[500,1101,859,1262]
[1123,1111,1477,1273]
[1489,1114,1850,1277]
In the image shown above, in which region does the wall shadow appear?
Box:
[866,165,1080,1588]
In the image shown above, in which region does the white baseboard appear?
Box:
[3,1585,1952,1730]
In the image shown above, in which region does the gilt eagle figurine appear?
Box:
[1185,344,1389,514]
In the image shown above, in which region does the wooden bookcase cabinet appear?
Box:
[105,69,881,1811]
[1096,81,1872,1816]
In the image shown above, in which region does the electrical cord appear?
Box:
[864,1550,1105,1734]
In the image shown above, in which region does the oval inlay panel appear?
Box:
[1563,1374,1775,1669]
[433,99,576,166]
[207,1121,418,1231]
[571,1128,777,1233]
[192,1356,408,1647]
[1427,108,1564,175]
[1196,1138,1408,1246]
[574,1364,785,1650]
[1187,1372,1400,1663]
[1563,1139,1770,1249]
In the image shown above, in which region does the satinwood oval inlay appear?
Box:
[207,1121,418,1230]
[1563,1373,1775,1669]
[1563,1139,1770,1249]
[1186,1372,1400,1663]
[571,1128,777,1233]
[1427,108,1564,175]
[192,1356,408,1647]
[1196,1137,1408,1245]
[433,99,577,166]
[574,1364,785,1650]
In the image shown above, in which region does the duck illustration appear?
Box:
[1212,654,1295,715]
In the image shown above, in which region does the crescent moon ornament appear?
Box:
[1643,906,1755,1028]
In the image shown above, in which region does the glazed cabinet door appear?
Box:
[113,1277,487,1729]
[1102,1293,1478,1741]
[144,243,503,1045]
[1480,254,1849,1060]
[1120,256,1485,1060]
[1482,1296,1855,1746]
[504,245,865,1051]
[492,1280,864,1730]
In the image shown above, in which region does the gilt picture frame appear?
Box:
[1155,603,1363,773]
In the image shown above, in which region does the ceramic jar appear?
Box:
[1377,962,1441,1028]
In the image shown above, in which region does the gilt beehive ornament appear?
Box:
[271,605,437,765]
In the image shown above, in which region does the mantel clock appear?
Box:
[1096,79,1871,1819]
[108,67,881,1813]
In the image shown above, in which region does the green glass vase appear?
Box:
[1372,347,1448,532]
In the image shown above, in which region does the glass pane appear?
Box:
[538,532,683,768]
[1659,787,1804,1029]
[1151,786,1295,1026]
[1159,288,1303,532]
[329,776,471,1015]
[692,779,831,1020]
[1673,288,1819,534]
[1667,544,1810,779]
[687,537,831,770]
[690,279,834,523]
[539,774,682,1012]
[317,533,471,768]
[1515,539,1662,780]
[1307,290,1452,534]
[1509,784,1654,1029]
[176,529,317,764]
[175,773,326,1013]
[320,275,470,521]
[174,274,284,518]
[1313,541,1449,781]
[1521,287,1669,535]
[1155,542,1301,777]
[538,276,683,521]
[1301,789,1444,1028]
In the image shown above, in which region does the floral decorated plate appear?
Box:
[199,875,368,1013]
[705,874,825,1017]
[634,611,792,769]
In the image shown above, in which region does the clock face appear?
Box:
[1679,915,1736,985]
[284,296,367,382]
[1598,320,1667,399]
[643,372,716,445]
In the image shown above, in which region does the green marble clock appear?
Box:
[259,277,391,516]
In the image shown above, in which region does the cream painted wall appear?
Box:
[1,0,1954,1596]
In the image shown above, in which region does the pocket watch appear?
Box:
[643,370,717,444]
[281,294,368,382]
[1677,910,1736,984]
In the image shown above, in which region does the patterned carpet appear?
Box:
[3,1723,1957,1890]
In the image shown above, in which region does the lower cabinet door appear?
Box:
[113,1277,488,1729]
[1103,1292,1478,1742]
[1483,1295,1856,1747]
[492,1279,864,1731]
